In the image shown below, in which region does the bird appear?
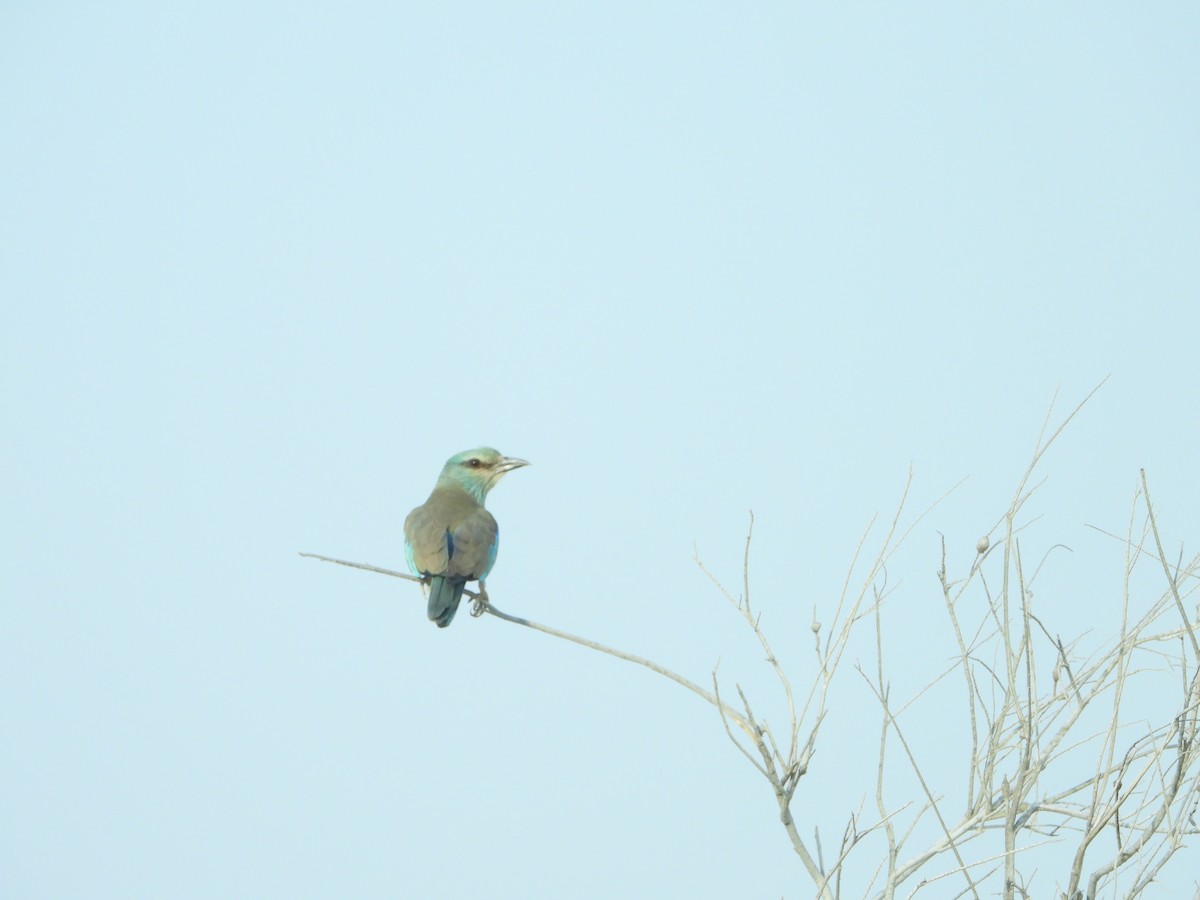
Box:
[403,448,528,627]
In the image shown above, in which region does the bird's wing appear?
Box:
[445,506,499,581]
[404,502,452,576]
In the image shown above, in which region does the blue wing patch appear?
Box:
[482,530,499,580]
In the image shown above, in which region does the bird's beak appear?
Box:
[497,456,530,474]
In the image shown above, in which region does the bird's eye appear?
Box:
[466,458,482,468]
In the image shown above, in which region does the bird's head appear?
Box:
[437,447,529,503]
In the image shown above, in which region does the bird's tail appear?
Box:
[427,576,466,628]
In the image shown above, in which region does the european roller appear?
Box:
[404,448,528,627]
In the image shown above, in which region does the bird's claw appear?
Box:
[471,587,490,618]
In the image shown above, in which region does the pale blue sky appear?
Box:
[3,3,1198,898]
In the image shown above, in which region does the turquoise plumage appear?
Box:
[403,448,528,627]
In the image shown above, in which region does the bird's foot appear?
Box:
[470,585,490,618]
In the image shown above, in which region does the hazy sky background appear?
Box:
[3,3,1198,897]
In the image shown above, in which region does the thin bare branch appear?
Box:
[1140,470,1200,661]
[300,552,425,584]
